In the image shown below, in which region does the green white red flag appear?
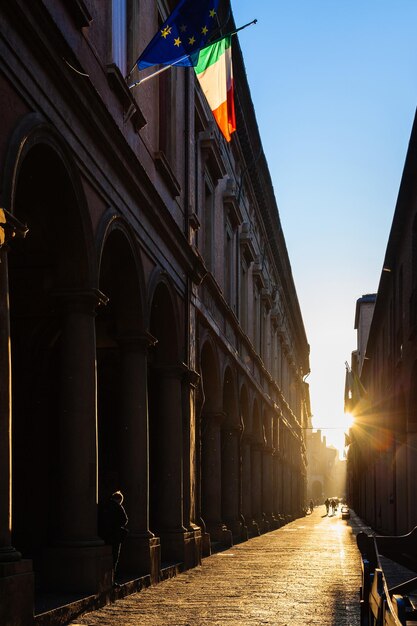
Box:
[194,36,236,142]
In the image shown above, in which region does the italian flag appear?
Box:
[194,36,236,142]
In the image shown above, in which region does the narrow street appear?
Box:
[70,506,366,626]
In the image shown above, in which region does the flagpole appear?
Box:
[128,56,188,89]
[127,18,257,89]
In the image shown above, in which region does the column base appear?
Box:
[159,529,201,569]
[205,522,233,548]
[42,544,112,594]
[118,534,160,584]
[201,531,212,557]
[246,519,261,538]
[264,512,280,530]
[225,518,248,544]
[0,559,33,626]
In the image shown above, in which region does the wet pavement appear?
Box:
[70,506,368,626]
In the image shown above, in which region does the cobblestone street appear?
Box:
[70,506,367,626]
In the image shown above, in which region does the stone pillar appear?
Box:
[242,434,259,537]
[262,446,275,528]
[181,368,202,568]
[283,462,292,516]
[251,442,263,530]
[407,431,417,530]
[0,248,34,625]
[154,366,195,563]
[201,413,232,546]
[43,289,112,593]
[221,425,244,541]
[118,332,160,583]
[272,452,283,527]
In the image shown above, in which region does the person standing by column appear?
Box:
[98,491,128,586]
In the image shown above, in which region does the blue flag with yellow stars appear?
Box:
[137,0,220,70]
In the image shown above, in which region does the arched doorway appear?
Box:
[96,226,143,499]
[8,137,98,591]
[311,480,323,502]
[199,340,231,549]
[96,223,153,576]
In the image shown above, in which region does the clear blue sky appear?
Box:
[232,1,417,453]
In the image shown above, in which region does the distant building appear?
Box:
[346,109,417,535]
[0,2,311,624]
[307,430,346,503]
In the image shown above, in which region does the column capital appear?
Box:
[117,330,157,351]
[53,288,108,315]
[183,367,200,389]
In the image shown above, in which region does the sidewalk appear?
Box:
[69,506,366,626]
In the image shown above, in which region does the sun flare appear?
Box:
[342,412,354,431]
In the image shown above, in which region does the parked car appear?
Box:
[341,505,350,520]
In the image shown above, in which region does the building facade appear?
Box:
[306,430,346,503]
[346,110,417,536]
[0,1,311,624]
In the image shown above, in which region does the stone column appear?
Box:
[262,445,275,528]
[251,442,263,530]
[118,332,160,582]
[272,451,283,527]
[153,365,195,563]
[242,434,258,536]
[221,425,244,541]
[181,368,202,568]
[0,248,34,625]
[407,430,417,530]
[201,412,232,546]
[283,461,292,515]
[43,289,112,593]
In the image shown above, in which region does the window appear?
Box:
[112,0,127,75]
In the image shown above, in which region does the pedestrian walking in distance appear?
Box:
[98,490,129,586]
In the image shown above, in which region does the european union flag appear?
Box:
[137,0,221,70]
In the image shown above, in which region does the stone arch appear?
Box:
[200,337,221,414]
[6,118,96,584]
[95,218,151,575]
[147,269,181,355]
[96,218,145,498]
[3,113,95,283]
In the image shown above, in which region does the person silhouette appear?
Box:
[98,490,128,586]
